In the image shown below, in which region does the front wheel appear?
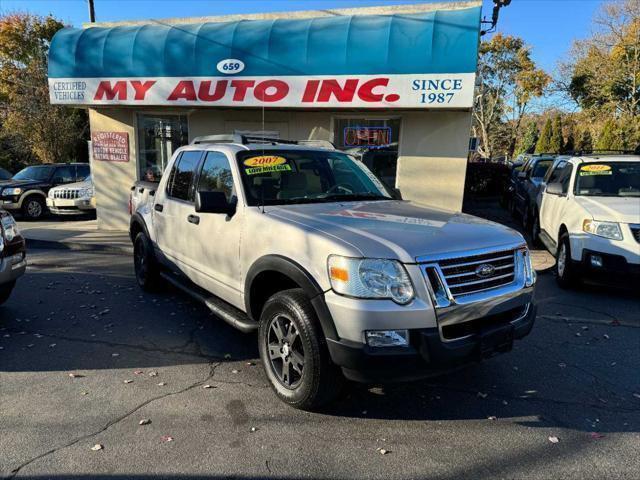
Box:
[556,234,577,289]
[258,288,344,410]
[530,209,542,247]
[22,196,45,220]
[133,232,161,292]
[0,281,15,305]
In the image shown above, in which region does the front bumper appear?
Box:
[1,198,21,210]
[0,249,26,285]
[327,302,536,383]
[46,197,95,215]
[576,249,640,278]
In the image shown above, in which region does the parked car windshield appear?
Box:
[0,168,12,180]
[575,162,640,197]
[236,149,392,206]
[12,165,55,182]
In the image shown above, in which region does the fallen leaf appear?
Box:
[590,432,605,439]
[477,392,488,399]
[250,427,257,432]
[123,379,133,384]
[68,373,84,378]
[632,393,640,400]
[91,444,103,451]
[111,353,120,357]
[161,435,173,443]
[134,371,144,375]
[203,384,214,389]
[139,419,151,425]
[224,354,231,359]
[377,448,388,455]
[157,382,166,386]
[231,369,239,374]
[488,416,497,421]
[548,436,559,444]
[148,371,158,377]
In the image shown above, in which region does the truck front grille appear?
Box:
[53,189,80,199]
[431,248,517,299]
[631,225,640,244]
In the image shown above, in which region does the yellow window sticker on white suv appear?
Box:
[243,155,292,175]
[580,164,612,176]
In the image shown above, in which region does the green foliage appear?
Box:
[535,118,553,154]
[596,119,621,150]
[576,129,594,153]
[549,115,564,153]
[515,121,539,155]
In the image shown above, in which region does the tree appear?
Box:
[0,13,88,164]
[596,119,620,150]
[515,120,539,155]
[549,115,564,153]
[473,34,550,160]
[576,129,594,153]
[535,118,553,154]
[564,123,576,153]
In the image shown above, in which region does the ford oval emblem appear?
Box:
[475,263,495,278]
[216,59,245,75]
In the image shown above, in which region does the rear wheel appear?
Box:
[22,195,45,220]
[0,281,15,305]
[530,209,542,247]
[556,233,577,289]
[133,232,161,292]
[258,288,344,410]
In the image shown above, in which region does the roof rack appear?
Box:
[190,134,331,147]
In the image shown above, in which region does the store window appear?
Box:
[137,114,189,182]
[333,118,401,189]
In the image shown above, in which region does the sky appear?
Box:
[0,0,607,75]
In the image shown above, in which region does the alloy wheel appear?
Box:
[27,200,42,218]
[557,244,566,277]
[266,315,305,389]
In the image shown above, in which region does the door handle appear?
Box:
[188,214,200,225]
[154,204,164,212]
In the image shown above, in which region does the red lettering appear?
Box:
[357,78,388,102]
[302,80,320,102]
[231,80,255,101]
[198,80,228,101]
[254,80,289,102]
[168,81,197,101]
[130,80,155,100]
[316,79,358,102]
[94,81,127,101]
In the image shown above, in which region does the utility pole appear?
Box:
[88,0,96,23]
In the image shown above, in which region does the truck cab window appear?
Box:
[198,151,235,201]
[167,151,202,201]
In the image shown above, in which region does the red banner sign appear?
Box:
[92,131,129,162]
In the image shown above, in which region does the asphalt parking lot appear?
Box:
[1,247,639,480]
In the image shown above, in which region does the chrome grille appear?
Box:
[433,249,517,298]
[631,225,640,244]
[53,189,80,199]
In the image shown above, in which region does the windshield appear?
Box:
[236,149,392,206]
[531,160,553,178]
[575,162,640,197]
[12,165,55,182]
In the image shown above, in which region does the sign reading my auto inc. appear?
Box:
[91,132,129,162]
[47,7,482,110]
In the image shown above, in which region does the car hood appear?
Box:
[265,200,525,263]
[0,179,43,189]
[51,179,92,191]
[575,196,640,224]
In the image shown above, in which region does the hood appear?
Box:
[51,179,92,191]
[575,196,640,224]
[0,179,43,189]
[266,200,525,263]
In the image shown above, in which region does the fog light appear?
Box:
[365,330,409,347]
[590,254,603,268]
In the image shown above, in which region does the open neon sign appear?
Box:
[343,126,392,148]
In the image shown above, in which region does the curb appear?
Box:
[25,238,132,255]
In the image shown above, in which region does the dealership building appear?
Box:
[48,1,482,230]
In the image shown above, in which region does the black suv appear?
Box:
[0,163,90,220]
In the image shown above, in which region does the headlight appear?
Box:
[327,255,415,305]
[48,189,55,198]
[1,214,19,242]
[519,246,536,287]
[583,219,623,241]
[2,187,22,196]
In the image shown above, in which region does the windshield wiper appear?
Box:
[318,193,390,202]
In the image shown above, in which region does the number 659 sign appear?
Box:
[216,59,245,75]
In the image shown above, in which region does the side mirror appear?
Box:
[517,171,527,180]
[195,191,235,215]
[545,182,564,196]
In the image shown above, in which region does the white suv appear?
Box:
[538,155,640,287]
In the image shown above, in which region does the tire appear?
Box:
[556,233,577,289]
[21,195,46,220]
[258,288,344,410]
[530,209,542,247]
[0,281,15,305]
[133,232,161,292]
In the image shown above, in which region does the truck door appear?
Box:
[540,162,573,247]
[186,151,243,308]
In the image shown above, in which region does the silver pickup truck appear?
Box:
[130,135,536,410]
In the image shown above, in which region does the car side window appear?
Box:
[54,166,75,183]
[558,164,573,194]
[197,151,235,201]
[167,151,202,202]
[546,161,566,183]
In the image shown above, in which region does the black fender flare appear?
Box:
[129,212,151,243]
[245,255,339,341]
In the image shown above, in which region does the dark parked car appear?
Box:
[0,163,90,220]
[0,209,26,305]
[512,155,555,231]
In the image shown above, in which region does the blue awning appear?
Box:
[49,7,481,78]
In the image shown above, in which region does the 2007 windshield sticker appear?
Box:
[243,155,292,175]
[580,164,612,176]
